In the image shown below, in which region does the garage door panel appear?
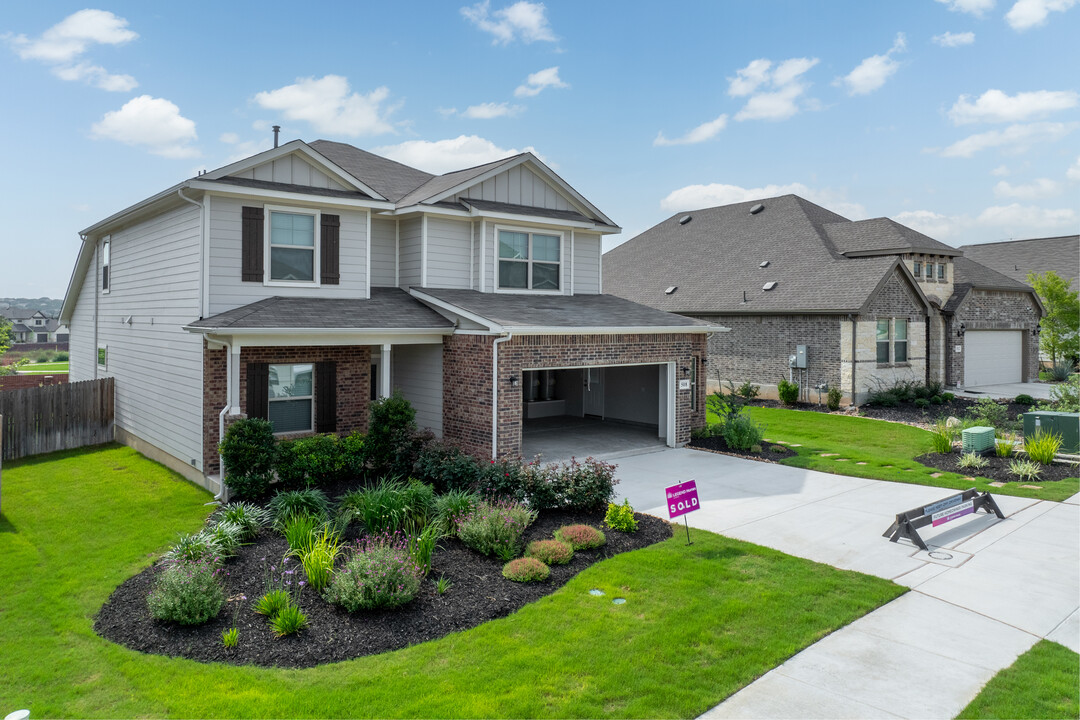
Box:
[965,331,1022,386]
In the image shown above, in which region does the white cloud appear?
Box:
[932,31,976,46]
[837,33,906,96]
[991,164,1010,176]
[374,135,539,175]
[514,66,568,98]
[948,89,1079,124]
[91,95,199,158]
[894,203,1077,239]
[461,102,524,119]
[938,121,1076,157]
[1005,0,1079,30]
[935,0,996,15]
[893,210,966,239]
[254,75,398,137]
[219,132,240,144]
[461,1,555,45]
[1068,156,1080,181]
[977,203,1077,229]
[725,56,819,121]
[994,178,1061,199]
[659,182,866,219]
[5,9,138,92]
[654,114,728,146]
[218,132,272,163]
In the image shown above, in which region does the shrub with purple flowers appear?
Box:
[324,533,424,612]
[502,557,550,583]
[519,457,619,512]
[525,539,574,565]
[147,557,224,625]
[554,524,606,551]
[454,498,538,561]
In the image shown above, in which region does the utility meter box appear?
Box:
[961,426,996,454]
[1023,411,1080,453]
[795,345,807,369]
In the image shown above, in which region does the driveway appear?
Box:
[612,447,1080,719]
[954,381,1056,400]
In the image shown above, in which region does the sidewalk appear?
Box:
[612,448,1080,719]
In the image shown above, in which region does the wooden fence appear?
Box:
[0,377,114,461]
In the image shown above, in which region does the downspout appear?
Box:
[491,332,513,459]
[215,337,233,503]
[848,314,857,406]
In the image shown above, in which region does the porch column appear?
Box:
[380,343,391,399]
[229,342,242,412]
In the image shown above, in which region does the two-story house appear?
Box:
[61,139,716,490]
[603,194,1042,403]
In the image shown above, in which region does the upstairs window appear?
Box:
[913,261,922,278]
[268,209,318,283]
[101,237,111,292]
[938,263,946,281]
[498,229,561,291]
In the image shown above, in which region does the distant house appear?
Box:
[959,235,1080,289]
[604,195,1043,403]
[0,309,64,343]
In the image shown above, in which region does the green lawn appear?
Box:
[957,640,1079,719]
[16,361,69,374]
[0,444,905,718]
[736,407,1079,503]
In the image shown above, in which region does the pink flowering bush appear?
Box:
[502,557,550,582]
[455,498,538,561]
[147,557,224,625]
[324,533,423,612]
[525,539,574,565]
[554,524,606,551]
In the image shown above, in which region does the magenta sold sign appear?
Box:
[666,480,699,519]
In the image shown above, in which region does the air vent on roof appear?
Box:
[749,204,764,215]
[679,215,692,225]
[759,260,770,268]
[665,286,678,295]
[763,281,777,291]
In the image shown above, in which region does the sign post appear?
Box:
[882,488,1004,551]
[665,480,699,545]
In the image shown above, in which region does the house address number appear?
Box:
[678,379,691,390]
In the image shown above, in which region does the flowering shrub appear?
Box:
[324,533,423,612]
[454,499,537,561]
[518,457,619,512]
[147,557,224,625]
[525,539,573,565]
[554,524,606,551]
[502,557,550,583]
[604,499,639,533]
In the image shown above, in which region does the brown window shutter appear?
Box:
[242,206,264,282]
[246,362,269,420]
[316,361,337,432]
[321,214,340,285]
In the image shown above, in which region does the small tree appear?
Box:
[1028,270,1080,367]
[0,317,12,358]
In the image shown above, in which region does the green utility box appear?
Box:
[962,426,996,454]
[1023,411,1080,453]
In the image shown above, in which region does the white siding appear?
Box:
[425,217,471,289]
[455,165,579,212]
[573,232,602,295]
[371,216,396,287]
[398,217,422,288]
[68,246,99,381]
[207,195,369,315]
[233,154,349,191]
[392,344,442,436]
[95,203,205,470]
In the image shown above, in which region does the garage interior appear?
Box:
[519,363,674,462]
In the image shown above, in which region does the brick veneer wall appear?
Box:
[0,373,69,391]
[202,343,371,475]
[443,333,707,461]
[946,289,1041,386]
[863,273,924,318]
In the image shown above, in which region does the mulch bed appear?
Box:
[687,435,797,461]
[915,452,1080,484]
[94,509,671,669]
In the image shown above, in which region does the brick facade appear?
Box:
[946,289,1041,386]
[443,332,707,461]
[0,373,69,391]
[202,342,371,475]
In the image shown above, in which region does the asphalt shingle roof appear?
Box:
[459,198,596,225]
[603,194,903,314]
[414,288,714,330]
[309,140,434,203]
[187,288,454,331]
[824,217,960,256]
[959,235,1079,288]
[206,176,374,200]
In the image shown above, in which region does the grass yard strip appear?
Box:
[956,640,1079,720]
[16,361,69,374]
[0,444,905,719]
[741,407,1079,503]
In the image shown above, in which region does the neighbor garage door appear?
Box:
[964,330,1022,386]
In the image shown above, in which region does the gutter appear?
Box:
[492,332,513,459]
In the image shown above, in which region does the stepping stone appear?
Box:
[989,482,1007,487]
[963,477,977,481]
[1020,484,1043,489]
[904,469,913,472]
[821,453,840,457]
[835,458,849,462]
[788,443,802,447]
[774,440,789,445]
[930,473,943,478]
[856,462,868,465]
[883,464,893,468]
[763,438,773,443]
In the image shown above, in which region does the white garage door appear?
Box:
[964,330,1022,386]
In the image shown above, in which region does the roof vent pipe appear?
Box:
[750,203,764,215]
[679,215,692,225]
[273,125,281,148]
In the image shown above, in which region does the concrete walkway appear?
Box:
[612,447,1080,719]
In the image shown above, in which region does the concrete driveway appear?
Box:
[612,447,1080,719]
[954,381,1056,400]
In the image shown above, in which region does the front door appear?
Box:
[583,367,604,417]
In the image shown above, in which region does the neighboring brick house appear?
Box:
[1,309,66,343]
[61,139,715,490]
[959,235,1080,289]
[603,195,1043,403]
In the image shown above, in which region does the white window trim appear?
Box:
[493,224,565,295]
[263,204,322,288]
[894,318,909,363]
[101,236,111,294]
[97,344,108,370]
[268,363,315,435]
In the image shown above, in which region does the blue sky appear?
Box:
[2,0,1078,299]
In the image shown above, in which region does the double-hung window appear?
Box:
[913,261,922,278]
[937,263,946,281]
[268,209,318,284]
[268,364,314,433]
[876,320,890,363]
[497,229,561,291]
[894,319,908,362]
[101,237,111,292]
[876,319,909,364]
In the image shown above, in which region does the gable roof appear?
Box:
[824,217,960,257]
[308,140,434,203]
[958,235,1079,288]
[603,194,926,314]
[944,256,1044,315]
